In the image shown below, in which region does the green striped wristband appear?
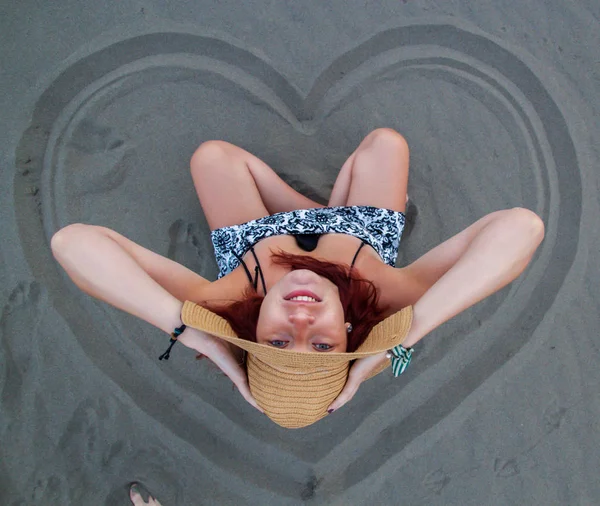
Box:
[386,345,413,377]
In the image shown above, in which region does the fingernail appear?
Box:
[327,409,334,414]
[130,484,141,497]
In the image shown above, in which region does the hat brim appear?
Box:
[181,301,413,428]
[181,301,412,367]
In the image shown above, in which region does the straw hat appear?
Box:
[181,300,413,429]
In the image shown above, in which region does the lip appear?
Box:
[283,290,322,302]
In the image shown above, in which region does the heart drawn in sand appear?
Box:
[15,21,580,500]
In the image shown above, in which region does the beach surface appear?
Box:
[1,1,600,504]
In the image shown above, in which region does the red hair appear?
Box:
[205,251,388,352]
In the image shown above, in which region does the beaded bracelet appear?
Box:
[158,324,187,361]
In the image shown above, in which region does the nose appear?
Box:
[288,312,315,326]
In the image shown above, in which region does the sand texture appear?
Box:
[2,1,600,504]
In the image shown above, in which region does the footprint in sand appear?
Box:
[28,474,68,505]
[68,119,125,154]
[422,468,450,494]
[67,119,130,196]
[168,219,216,278]
[0,282,45,413]
[493,458,520,478]
[57,397,127,478]
[542,400,567,434]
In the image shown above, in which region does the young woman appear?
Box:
[51,128,545,417]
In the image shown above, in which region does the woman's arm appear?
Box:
[327,208,545,413]
[51,223,263,411]
[400,207,544,347]
[51,224,212,351]
[95,225,209,302]
[51,223,191,334]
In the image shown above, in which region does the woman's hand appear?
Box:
[179,328,264,413]
[327,352,388,413]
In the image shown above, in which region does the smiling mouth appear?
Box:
[283,290,322,302]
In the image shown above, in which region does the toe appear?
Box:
[129,484,147,505]
[129,484,163,506]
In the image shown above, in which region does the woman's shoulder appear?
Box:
[370,263,426,315]
[189,269,248,305]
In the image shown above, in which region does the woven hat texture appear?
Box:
[181,301,412,428]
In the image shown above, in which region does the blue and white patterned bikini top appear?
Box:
[210,205,405,279]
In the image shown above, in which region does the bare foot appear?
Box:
[130,483,163,506]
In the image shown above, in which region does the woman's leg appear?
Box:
[328,128,409,212]
[190,141,323,230]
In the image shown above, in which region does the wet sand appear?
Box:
[1,1,600,504]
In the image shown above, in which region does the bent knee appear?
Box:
[509,207,545,240]
[362,128,409,154]
[190,140,237,174]
[51,223,103,256]
[492,208,545,247]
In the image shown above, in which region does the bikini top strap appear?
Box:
[249,246,268,295]
[232,247,268,295]
[234,241,362,294]
[232,250,254,286]
[350,241,367,269]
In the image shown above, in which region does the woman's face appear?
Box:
[256,269,348,352]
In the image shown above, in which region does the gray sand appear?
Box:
[2,1,600,504]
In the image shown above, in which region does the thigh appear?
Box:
[328,128,409,212]
[190,141,322,230]
[190,141,269,230]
